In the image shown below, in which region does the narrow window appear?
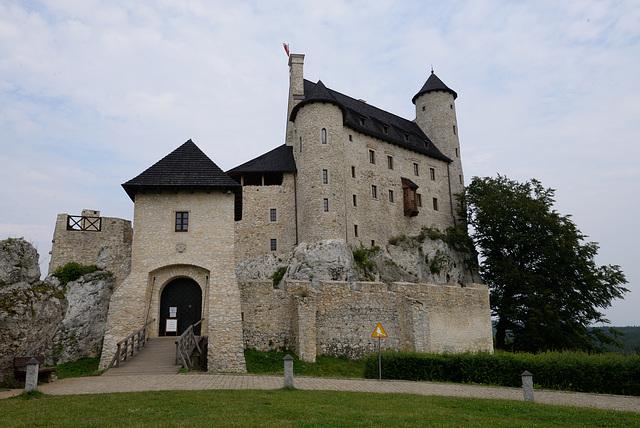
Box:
[371,240,375,247]
[450,104,453,109]
[371,185,377,199]
[388,189,394,203]
[417,194,422,207]
[430,167,435,181]
[410,189,416,201]
[299,137,302,152]
[321,128,327,144]
[422,105,426,111]
[353,194,357,207]
[323,198,329,212]
[351,166,356,178]
[387,155,393,170]
[455,148,459,157]
[322,169,328,184]
[175,212,189,232]
[433,198,439,211]
[269,208,277,222]
[349,134,353,142]
[413,162,419,176]
[354,224,358,237]
[453,125,456,135]
[369,149,375,164]
[459,175,463,185]
[270,238,277,251]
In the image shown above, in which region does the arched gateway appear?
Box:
[159,278,202,336]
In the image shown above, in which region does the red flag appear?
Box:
[283,43,290,56]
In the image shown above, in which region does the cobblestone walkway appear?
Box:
[1,373,638,413]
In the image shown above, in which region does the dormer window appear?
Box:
[404,133,410,142]
[424,141,429,149]
[359,117,366,126]
[382,125,389,134]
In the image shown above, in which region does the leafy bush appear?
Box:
[363,350,640,396]
[52,262,99,285]
[271,266,287,287]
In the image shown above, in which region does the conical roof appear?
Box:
[289,80,346,121]
[412,71,457,104]
[122,139,240,201]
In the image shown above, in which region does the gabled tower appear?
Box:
[413,71,465,206]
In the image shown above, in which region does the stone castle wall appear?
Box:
[48,212,132,289]
[240,279,493,361]
[234,173,298,263]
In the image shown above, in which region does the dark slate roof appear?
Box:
[122,139,241,202]
[290,80,451,163]
[412,71,457,103]
[401,177,419,188]
[227,144,296,175]
[289,80,346,121]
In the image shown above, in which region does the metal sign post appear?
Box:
[371,322,388,380]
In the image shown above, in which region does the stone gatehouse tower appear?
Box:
[99,140,246,372]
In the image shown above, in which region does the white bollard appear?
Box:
[521,370,534,402]
[25,358,40,392]
[283,355,294,389]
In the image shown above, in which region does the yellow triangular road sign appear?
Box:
[371,322,388,338]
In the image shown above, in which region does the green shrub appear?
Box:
[271,266,287,287]
[363,350,640,396]
[52,262,99,285]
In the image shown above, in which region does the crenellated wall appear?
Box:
[239,279,493,361]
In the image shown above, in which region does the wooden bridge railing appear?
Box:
[175,319,203,370]
[108,319,155,368]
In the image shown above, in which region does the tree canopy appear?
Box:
[464,175,628,352]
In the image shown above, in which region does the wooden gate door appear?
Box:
[159,278,202,336]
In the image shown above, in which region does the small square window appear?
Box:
[430,167,435,181]
[433,198,439,211]
[371,185,377,199]
[417,194,422,207]
[387,155,393,169]
[270,238,277,251]
[323,198,329,212]
[353,194,357,207]
[322,169,328,184]
[369,149,375,164]
[351,166,356,178]
[175,212,189,232]
[269,208,277,222]
[413,162,419,176]
[388,189,394,203]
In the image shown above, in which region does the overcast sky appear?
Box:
[1,1,638,326]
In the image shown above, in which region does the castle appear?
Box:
[48,53,493,372]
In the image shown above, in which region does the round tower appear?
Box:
[413,71,465,205]
[289,80,347,243]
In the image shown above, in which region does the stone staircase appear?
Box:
[102,337,180,376]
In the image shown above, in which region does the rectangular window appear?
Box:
[371,240,375,247]
[453,125,456,135]
[455,148,459,158]
[322,169,328,184]
[351,166,356,178]
[369,149,375,164]
[321,128,327,144]
[269,208,277,222]
[459,175,463,185]
[388,189,394,203]
[413,162,419,176]
[371,185,377,199]
[387,155,393,169]
[175,212,189,232]
[430,167,435,180]
[417,194,422,207]
[404,133,410,142]
[354,224,358,237]
[323,198,329,212]
[382,125,389,134]
[433,198,439,211]
[270,238,277,251]
[349,134,353,142]
[353,194,357,207]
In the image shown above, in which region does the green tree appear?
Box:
[464,175,628,352]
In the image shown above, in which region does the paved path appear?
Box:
[2,373,638,413]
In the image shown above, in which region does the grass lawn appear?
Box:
[1,389,638,427]
[244,348,366,378]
